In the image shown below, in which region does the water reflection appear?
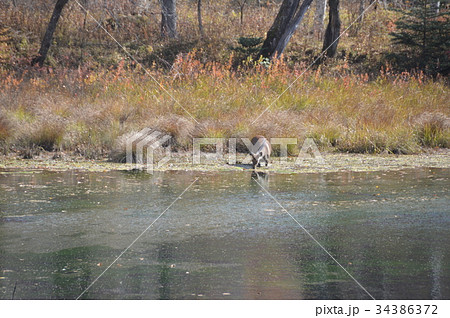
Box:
[0,168,449,299]
[251,171,269,187]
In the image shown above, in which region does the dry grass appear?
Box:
[414,112,450,148]
[0,56,448,159]
[0,111,13,153]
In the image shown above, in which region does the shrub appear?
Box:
[31,124,65,151]
[0,111,12,152]
[415,112,450,148]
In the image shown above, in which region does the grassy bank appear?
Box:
[0,60,448,159]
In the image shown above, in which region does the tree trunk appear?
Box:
[358,0,365,23]
[260,0,314,58]
[322,0,341,58]
[197,0,204,37]
[80,1,89,65]
[313,0,326,40]
[239,1,247,25]
[160,0,177,39]
[31,0,69,66]
[434,1,440,14]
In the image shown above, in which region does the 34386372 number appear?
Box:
[375,305,437,315]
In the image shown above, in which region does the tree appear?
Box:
[31,0,69,66]
[160,0,177,39]
[322,0,341,58]
[390,0,450,75]
[313,0,327,40]
[358,0,366,23]
[260,0,314,58]
[233,0,248,25]
[197,0,205,38]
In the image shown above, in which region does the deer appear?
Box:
[249,135,271,169]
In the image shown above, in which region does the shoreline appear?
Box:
[1,150,449,173]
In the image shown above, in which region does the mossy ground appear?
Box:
[1,150,449,174]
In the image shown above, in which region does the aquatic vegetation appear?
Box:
[0,151,449,174]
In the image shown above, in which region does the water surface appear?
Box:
[0,168,449,299]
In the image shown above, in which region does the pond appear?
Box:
[0,168,449,299]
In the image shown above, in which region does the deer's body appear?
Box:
[250,135,271,169]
